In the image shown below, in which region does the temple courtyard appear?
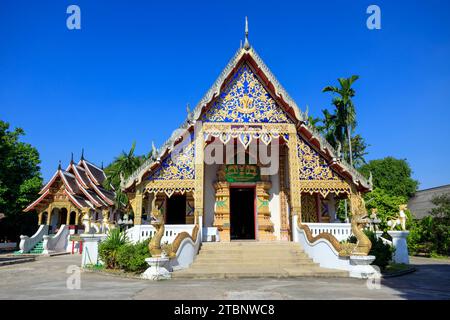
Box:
[0,254,449,300]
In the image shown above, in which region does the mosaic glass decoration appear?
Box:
[148,137,195,181]
[202,63,293,123]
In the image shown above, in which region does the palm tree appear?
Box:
[322,75,359,167]
[103,142,146,212]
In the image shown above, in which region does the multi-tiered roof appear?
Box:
[24,154,115,212]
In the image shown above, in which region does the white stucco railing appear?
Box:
[42,225,70,254]
[304,223,352,242]
[19,224,49,253]
[170,226,202,271]
[293,216,378,279]
[126,224,196,244]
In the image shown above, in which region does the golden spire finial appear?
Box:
[244,16,250,50]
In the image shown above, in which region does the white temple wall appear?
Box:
[269,173,281,240]
[268,172,281,240]
[204,164,219,228]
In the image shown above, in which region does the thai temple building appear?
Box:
[121,20,372,248]
[23,153,116,239]
[20,20,380,278]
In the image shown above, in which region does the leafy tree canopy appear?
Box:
[430,194,450,220]
[359,157,419,198]
[0,120,43,240]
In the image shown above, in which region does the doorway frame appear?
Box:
[229,184,258,241]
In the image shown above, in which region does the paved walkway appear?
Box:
[0,254,449,300]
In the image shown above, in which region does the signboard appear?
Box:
[225,164,260,183]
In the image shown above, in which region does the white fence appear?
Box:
[304,223,352,242]
[126,224,196,244]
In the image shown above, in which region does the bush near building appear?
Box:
[98,228,151,273]
[407,194,450,257]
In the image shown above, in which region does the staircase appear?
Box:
[29,240,44,254]
[172,241,348,279]
[14,240,44,255]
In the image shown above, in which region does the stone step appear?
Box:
[194,256,312,263]
[195,253,307,259]
[202,242,300,249]
[192,261,317,268]
[171,241,349,279]
[201,246,303,250]
[200,248,304,255]
[172,267,348,279]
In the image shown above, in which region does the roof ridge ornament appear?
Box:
[70,152,74,164]
[81,148,84,160]
[58,160,62,171]
[244,16,250,51]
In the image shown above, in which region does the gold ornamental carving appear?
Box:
[148,194,166,257]
[301,194,318,223]
[213,178,231,242]
[256,181,275,241]
[286,129,302,219]
[347,192,372,256]
[279,149,289,240]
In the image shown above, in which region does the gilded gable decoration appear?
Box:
[148,136,195,181]
[202,64,293,124]
[297,135,351,197]
[203,123,287,149]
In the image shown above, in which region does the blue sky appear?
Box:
[1,0,449,190]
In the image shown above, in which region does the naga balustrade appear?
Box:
[304,223,352,242]
[126,224,196,244]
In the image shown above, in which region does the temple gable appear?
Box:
[297,134,351,197]
[202,63,293,124]
[148,137,195,181]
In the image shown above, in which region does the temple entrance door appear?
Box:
[230,187,256,240]
[166,194,187,224]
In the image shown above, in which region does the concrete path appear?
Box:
[0,254,449,300]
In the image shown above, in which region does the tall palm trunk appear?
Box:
[347,125,353,167]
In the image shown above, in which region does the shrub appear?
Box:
[117,238,151,273]
[344,230,393,270]
[365,230,394,270]
[408,200,450,257]
[98,228,127,269]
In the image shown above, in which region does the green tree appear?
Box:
[322,75,359,167]
[430,194,450,220]
[349,134,369,168]
[0,120,43,241]
[103,142,147,213]
[429,194,450,255]
[363,188,410,229]
[408,195,450,256]
[359,157,419,198]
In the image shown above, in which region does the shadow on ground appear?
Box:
[380,257,450,300]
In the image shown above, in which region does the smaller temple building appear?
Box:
[24,153,116,234]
